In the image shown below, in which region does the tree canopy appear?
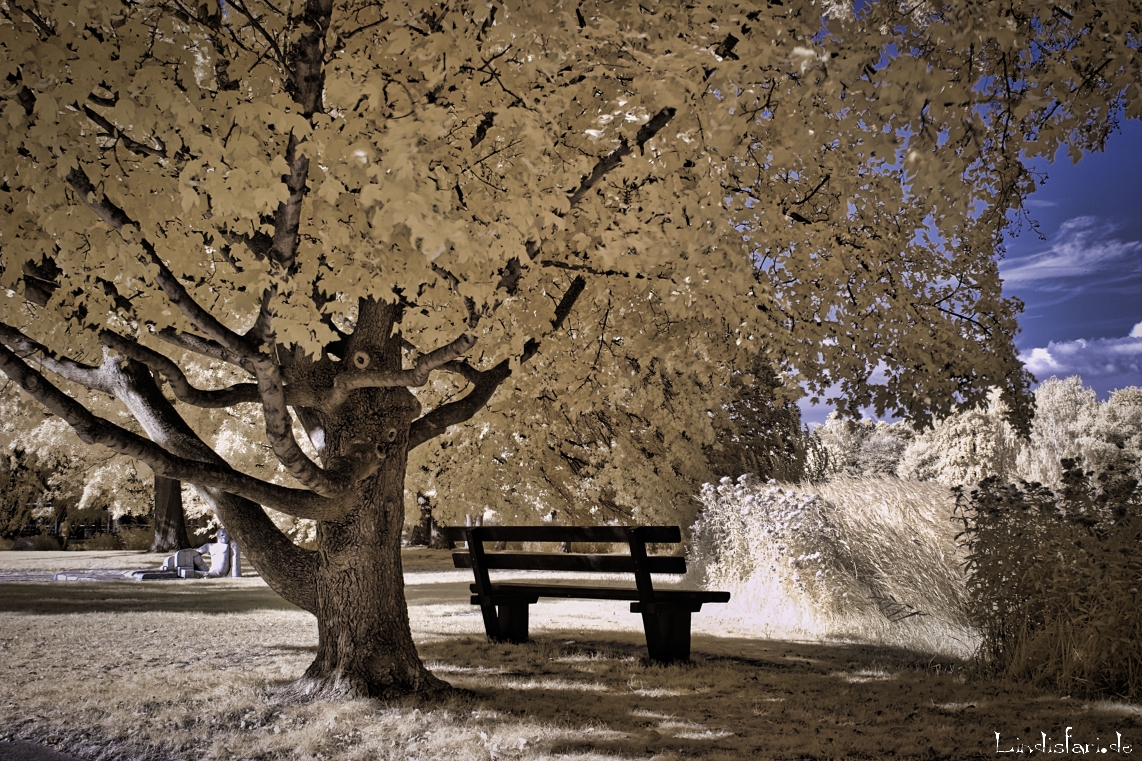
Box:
[0,0,1138,698]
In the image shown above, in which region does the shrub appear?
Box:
[117,527,155,551]
[79,533,124,551]
[956,462,1142,699]
[689,475,974,656]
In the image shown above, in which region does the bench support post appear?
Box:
[495,600,530,644]
[636,604,693,664]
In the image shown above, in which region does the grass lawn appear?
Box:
[0,549,1137,760]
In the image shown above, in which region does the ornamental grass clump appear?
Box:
[689,475,974,656]
[956,461,1142,700]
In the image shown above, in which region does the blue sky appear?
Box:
[799,118,1142,428]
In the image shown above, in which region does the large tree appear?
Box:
[0,0,1136,698]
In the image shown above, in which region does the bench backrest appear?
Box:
[445,525,686,602]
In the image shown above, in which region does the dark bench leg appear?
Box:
[496,600,530,644]
[641,607,692,664]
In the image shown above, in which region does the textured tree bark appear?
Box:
[295,447,446,698]
[289,302,449,698]
[150,475,192,553]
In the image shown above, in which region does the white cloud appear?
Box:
[1020,327,1142,385]
[1001,216,1142,285]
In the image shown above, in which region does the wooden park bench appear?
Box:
[444,525,730,664]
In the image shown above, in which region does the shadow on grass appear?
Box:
[413,632,1137,760]
[0,581,302,614]
[0,575,1135,760]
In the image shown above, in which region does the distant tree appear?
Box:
[855,422,915,477]
[0,385,148,532]
[1080,386,1142,483]
[811,413,871,478]
[706,359,807,484]
[0,449,54,538]
[1015,377,1142,489]
[1014,376,1098,487]
[809,413,913,479]
[150,475,191,552]
[897,389,1019,486]
[1,0,1135,699]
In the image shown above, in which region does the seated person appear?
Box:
[161,529,231,577]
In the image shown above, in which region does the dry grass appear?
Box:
[689,477,977,658]
[1,549,1139,760]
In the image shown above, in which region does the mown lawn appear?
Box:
[0,549,1137,760]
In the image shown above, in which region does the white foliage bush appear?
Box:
[689,477,837,635]
[896,388,1018,486]
[1015,377,1142,489]
[689,475,975,656]
[808,413,914,479]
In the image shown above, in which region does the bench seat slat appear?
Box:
[471,581,730,605]
[443,525,682,544]
[452,552,686,575]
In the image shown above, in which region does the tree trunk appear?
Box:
[113,304,448,699]
[406,493,433,546]
[292,465,441,698]
[150,475,192,553]
[292,396,448,699]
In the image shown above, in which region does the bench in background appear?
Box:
[444,525,729,664]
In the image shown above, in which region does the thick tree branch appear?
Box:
[262,0,332,273]
[437,359,484,385]
[245,287,277,348]
[154,327,256,373]
[551,275,587,332]
[0,343,346,521]
[269,134,309,273]
[407,276,588,449]
[66,165,257,360]
[431,262,480,328]
[329,332,477,406]
[10,3,53,37]
[0,322,113,393]
[118,357,319,613]
[251,353,366,497]
[518,107,676,275]
[99,330,266,408]
[407,360,511,450]
[81,102,166,158]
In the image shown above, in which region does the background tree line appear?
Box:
[7,372,1136,548]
